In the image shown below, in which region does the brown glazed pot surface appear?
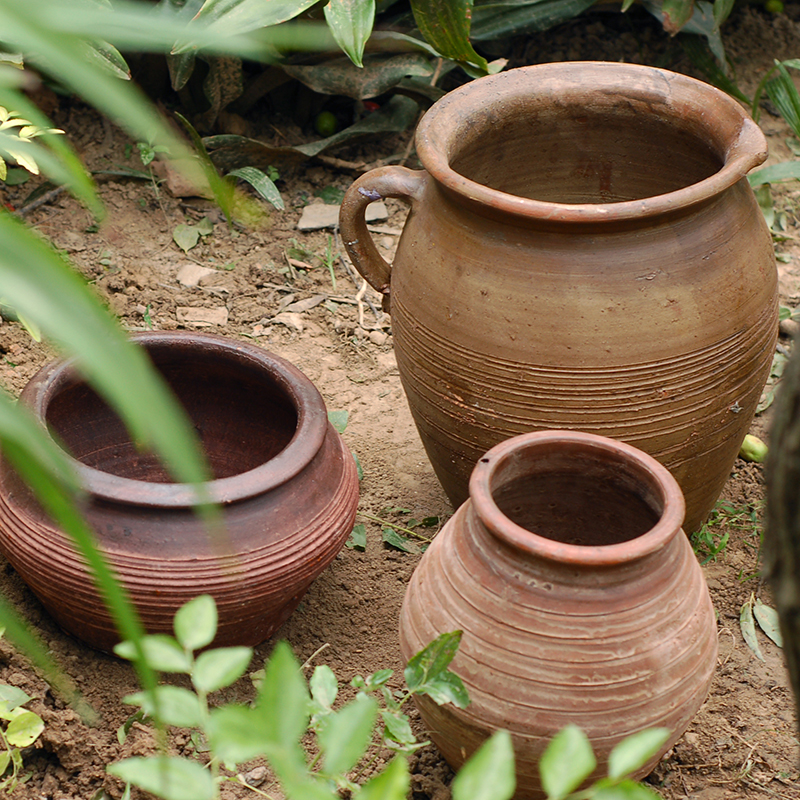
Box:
[340,61,778,533]
[0,331,359,651]
[398,430,718,799]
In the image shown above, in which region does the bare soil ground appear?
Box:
[2,5,800,798]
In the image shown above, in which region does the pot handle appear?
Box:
[339,166,427,307]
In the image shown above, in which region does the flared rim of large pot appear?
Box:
[468,430,686,565]
[415,61,767,223]
[21,331,329,507]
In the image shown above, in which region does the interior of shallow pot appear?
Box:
[450,101,723,205]
[489,444,665,546]
[45,348,298,482]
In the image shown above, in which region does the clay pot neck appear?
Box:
[416,62,766,224]
[468,430,686,566]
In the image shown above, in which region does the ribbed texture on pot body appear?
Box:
[0,333,359,652]
[391,176,776,535]
[398,465,717,797]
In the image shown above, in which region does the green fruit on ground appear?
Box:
[739,434,768,463]
[314,111,338,137]
[765,0,783,13]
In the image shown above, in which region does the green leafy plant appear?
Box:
[0,633,45,794]
[109,594,479,800]
[538,724,669,800]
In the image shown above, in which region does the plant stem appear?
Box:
[358,513,433,543]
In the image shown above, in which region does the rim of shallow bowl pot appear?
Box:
[468,429,687,567]
[415,61,767,224]
[24,331,329,508]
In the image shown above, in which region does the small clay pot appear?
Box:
[0,331,359,651]
[399,430,717,799]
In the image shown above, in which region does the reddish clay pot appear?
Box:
[340,61,778,533]
[0,331,359,651]
[399,430,717,799]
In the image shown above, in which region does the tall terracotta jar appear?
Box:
[398,430,718,799]
[0,332,359,651]
[340,61,778,533]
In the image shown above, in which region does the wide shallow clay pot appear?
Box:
[399,430,718,799]
[0,331,359,651]
[340,61,778,533]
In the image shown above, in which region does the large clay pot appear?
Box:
[398,430,718,799]
[340,61,778,533]
[0,331,359,651]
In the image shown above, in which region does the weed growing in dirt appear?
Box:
[0,631,45,793]
[109,595,478,800]
[691,500,762,564]
[109,595,670,800]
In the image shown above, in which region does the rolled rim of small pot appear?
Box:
[21,331,329,507]
[415,61,767,224]
[468,429,686,566]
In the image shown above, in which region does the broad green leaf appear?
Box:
[328,410,349,433]
[255,641,310,745]
[661,0,694,33]
[712,0,734,29]
[382,528,420,553]
[310,664,339,710]
[318,693,378,775]
[470,0,595,40]
[174,594,217,651]
[410,0,488,70]
[404,630,463,692]
[753,598,783,648]
[607,729,670,780]
[0,685,31,712]
[740,596,765,662]
[6,710,44,747]
[228,166,284,210]
[83,39,130,79]
[193,647,253,693]
[592,779,663,800]
[382,708,416,746]
[363,668,393,690]
[358,755,410,800]
[195,0,322,33]
[0,751,9,776]
[173,223,201,252]
[539,725,596,800]
[115,634,192,673]
[452,730,515,800]
[324,0,375,68]
[346,522,367,551]
[108,756,215,800]
[414,670,469,709]
[749,162,800,187]
[207,704,266,763]
[124,686,204,728]
[754,184,774,229]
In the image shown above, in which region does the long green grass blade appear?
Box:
[0,211,208,488]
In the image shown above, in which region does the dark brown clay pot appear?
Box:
[340,61,778,533]
[398,430,717,799]
[0,331,359,652]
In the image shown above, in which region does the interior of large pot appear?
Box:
[450,100,722,205]
[485,438,669,547]
[45,342,300,483]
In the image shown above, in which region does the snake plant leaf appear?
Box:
[471,0,595,40]
[324,0,375,67]
[410,0,488,71]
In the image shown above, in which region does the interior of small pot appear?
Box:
[45,346,298,482]
[488,443,665,546]
[449,97,723,205]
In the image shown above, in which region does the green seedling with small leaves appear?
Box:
[0,631,45,794]
[538,724,670,800]
[108,595,485,800]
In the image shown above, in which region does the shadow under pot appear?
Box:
[0,331,359,652]
[399,430,718,800]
